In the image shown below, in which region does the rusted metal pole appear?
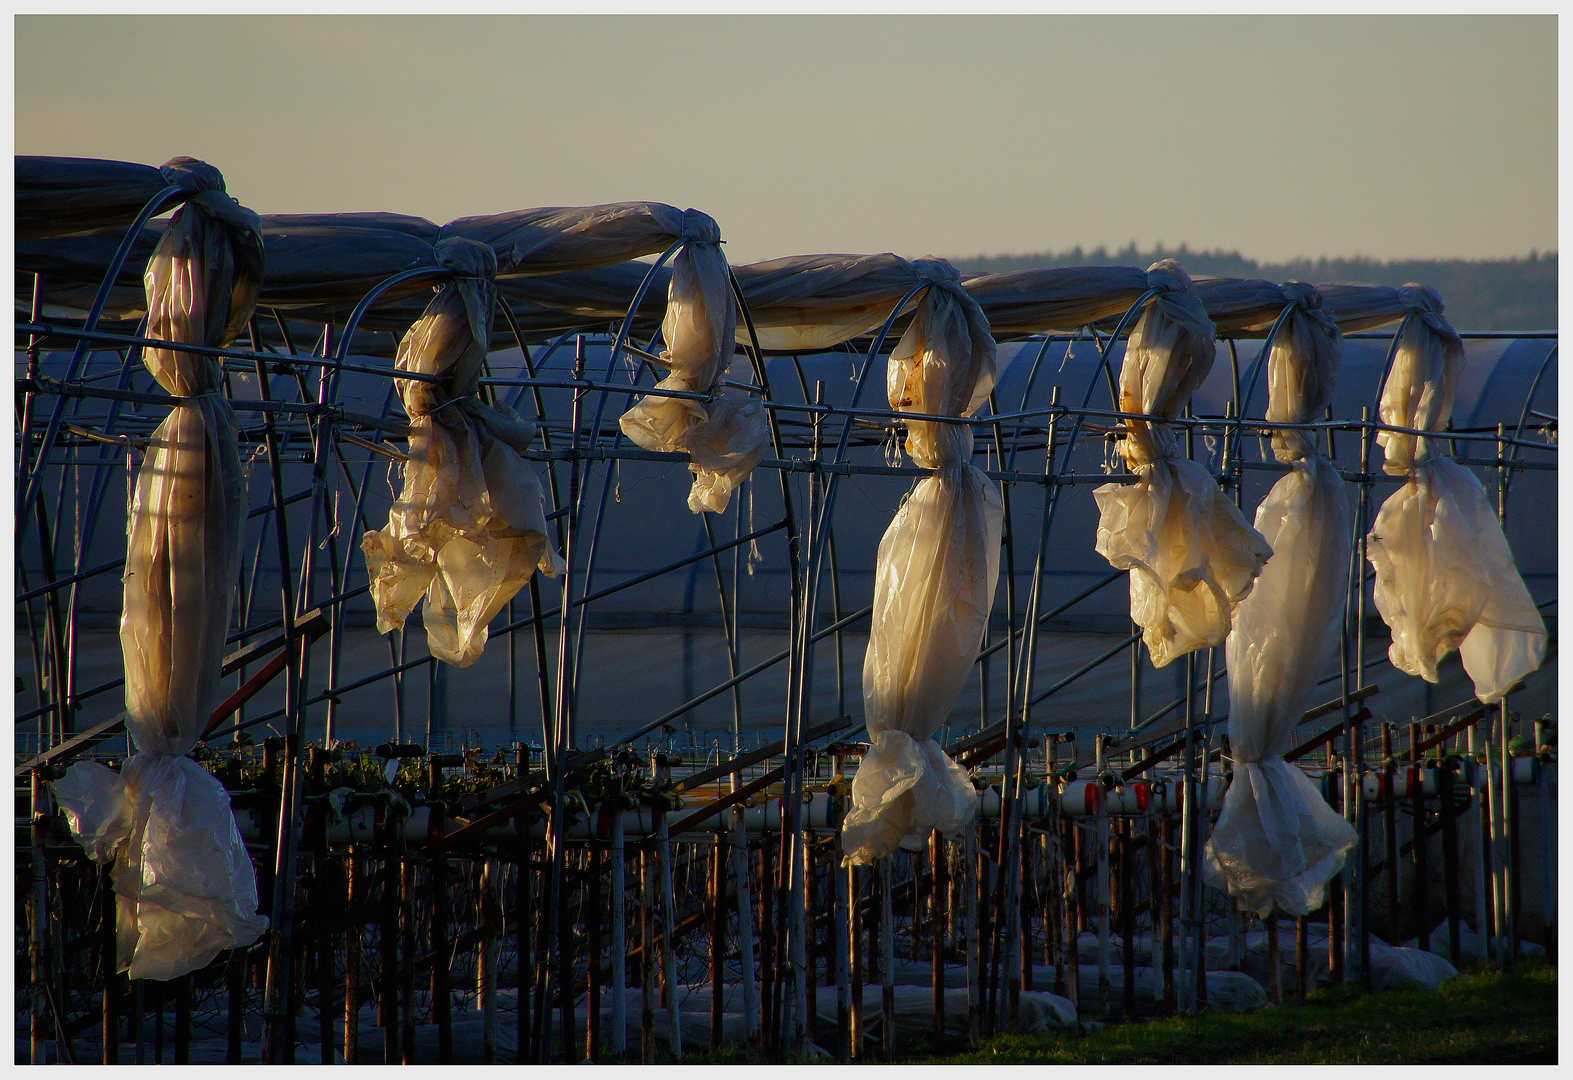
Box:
[611,811,628,1058]
[588,838,604,1062]
[879,860,894,1061]
[379,830,398,1065]
[431,804,453,1063]
[1409,724,1431,952]
[710,833,725,1051]
[640,848,654,1063]
[847,860,861,1059]
[733,809,758,1046]
[1383,723,1401,942]
[931,830,946,1041]
[1439,762,1463,966]
[101,864,118,1064]
[1266,914,1281,1004]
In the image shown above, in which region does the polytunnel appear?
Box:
[15,155,1558,1065]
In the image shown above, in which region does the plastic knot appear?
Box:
[434,235,498,280]
[1281,280,1323,311]
[1144,258,1193,293]
[678,208,722,245]
[159,156,225,194]
[910,257,963,286]
[1398,283,1445,315]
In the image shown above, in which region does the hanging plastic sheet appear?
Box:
[842,260,1002,865]
[52,158,268,981]
[618,212,767,514]
[1365,287,1545,703]
[362,237,566,668]
[1204,283,1357,916]
[1093,261,1273,669]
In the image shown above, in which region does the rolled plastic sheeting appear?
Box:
[619,211,767,515]
[1094,260,1272,669]
[1365,287,1546,703]
[843,260,1001,865]
[15,155,169,241]
[362,237,565,668]
[962,264,1151,337]
[52,158,268,981]
[732,252,924,352]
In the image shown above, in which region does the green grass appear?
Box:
[913,961,1557,1065]
[644,961,1556,1065]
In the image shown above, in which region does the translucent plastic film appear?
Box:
[363,237,565,668]
[732,252,923,352]
[1094,261,1272,669]
[963,264,1150,336]
[619,213,767,514]
[1205,286,1356,916]
[843,262,1001,865]
[52,158,268,980]
[1366,287,1545,703]
[1369,458,1546,703]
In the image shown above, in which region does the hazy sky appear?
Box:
[15,14,1558,265]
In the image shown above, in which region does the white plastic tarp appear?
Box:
[1093,261,1273,668]
[618,212,768,514]
[362,237,566,668]
[1365,287,1546,703]
[842,260,1002,865]
[52,158,269,981]
[1204,283,1358,916]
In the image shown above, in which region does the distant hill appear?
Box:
[949,244,1557,331]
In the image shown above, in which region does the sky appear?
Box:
[13,13,1558,266]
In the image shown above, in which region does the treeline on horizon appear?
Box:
[951,243,1557,331]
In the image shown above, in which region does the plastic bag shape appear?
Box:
[619,212,768,514]
[1369,457,1546,703]
[1093,261,1272,669]
[1205,289,1356,916]
[52,158,268,980]
[843,262,1002,865]
[1366,286,1545,703]
[362,237,565,668]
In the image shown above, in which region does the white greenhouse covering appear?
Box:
[1364,287,1547,704]
[51,159,269,980]
[841,260,1002,865]
[1093,261,1273,669]
[362,237,565,669]
[618,211,767,515]
[1203,282,1357,916]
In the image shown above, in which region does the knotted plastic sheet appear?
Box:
[1205,285,1357,916]
[1093,261,1272,668]
[843,261,1001,865]
[362,236,565,668]
[1365,287,1545,703]
[52,158,268,981]
[619,211,768,514]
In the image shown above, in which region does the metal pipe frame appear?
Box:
[14,233,1558,1062]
